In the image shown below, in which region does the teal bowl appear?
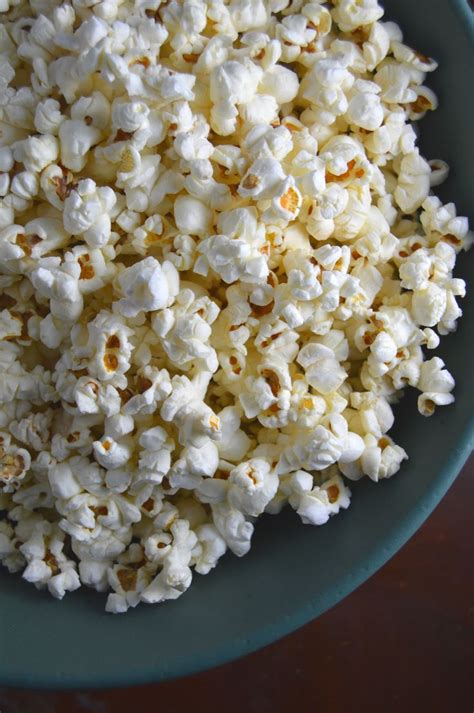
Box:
[1,0,473,690]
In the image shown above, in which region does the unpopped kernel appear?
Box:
[0,0,471,613]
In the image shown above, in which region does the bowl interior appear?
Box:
[1,0,473,690]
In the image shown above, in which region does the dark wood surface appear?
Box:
[1,455,472,713]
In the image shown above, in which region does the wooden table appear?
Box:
[1,455,472,713]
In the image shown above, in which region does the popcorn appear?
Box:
[10,171,39,202]
[63,179,117,248]
[416,357,455,416]
[13,134,59,173]
[374,61,418,105]
[71,92,110,131]
[346,89,384,131]
[216,405,252,462]
[29,260,83,323]
[135,426,174,486]
[115,257,179,318]
[20,521,81,599]
[0,0,470,613]
[161,373,221,448]
[259,65,299,105]
[411,282,447,327]
[73,377,121,416]
[151,287,219,373]
[277,425,343,475]
[48,462,82,500]
[106,559,151,613]
[292,473,351,526]
[0,433,31,493]
[332,0,384,33]
[93,436,133,470]
[227,458,278,517]
[239,157,286,200]
[139,519,197,604]
[196,207,269,284]
[297,343,347,395]
[192,523,227,575]
[10,410,52,452]
[211,501,254,557]
[362,21,390,71]
[394,152,431,213]
[174,195,213,237]
[169,439,219,488]
[357,435,408,482]
[210,59,262,134]
[242,124,293,162]
[122,367,172,417]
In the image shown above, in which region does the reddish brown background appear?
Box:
[0,454,472,713]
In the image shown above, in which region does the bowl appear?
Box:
[0,0,473,690]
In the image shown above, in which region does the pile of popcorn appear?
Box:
[0,0,471,613]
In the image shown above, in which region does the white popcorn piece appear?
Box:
[135,425,174,486]
[332,0,384,33]
[391,42,438,73]
[411,282,447,327]
[394,152,431,213]
[169,439,219,488]
[359,435,408,482]
[77,311,134,389]
[13,134,59,173]
[259,65,299,105]
[115,257,179,318]
[65,245,116,295]
[297,343,347,395]
[242,124,293,162]
[106,557,151,613]
[228,458,278,517]
[0,434,31,493]
[374,61,418,105]
[48,462,82,500]
[34,98,65,135]
[73,377,121,416]
[93,436,133,470]
[29,262,83,323]
[196,207,269,284]
[173,194,214,237]
[216,406,252,462]
[10,411,52,452]
[63,179,117,248]
[139,519,197,604]
[277,425,343,475]
[20,521,80,599]
[363,21,390,71]
[346,90,384,131]
[151,287,219,373]
[71,91,110,131]
[161,373,221,448]
[417,357,455,416]
[123,367,172,417]
[239,157,286,200]
[294,474,351,526]
[192,523,227,575]
[79,559,110,593]
[59,119,101,171]
[71,526,131,565]
[211,501,254,557]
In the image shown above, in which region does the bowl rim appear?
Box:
[1,0,473,692]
